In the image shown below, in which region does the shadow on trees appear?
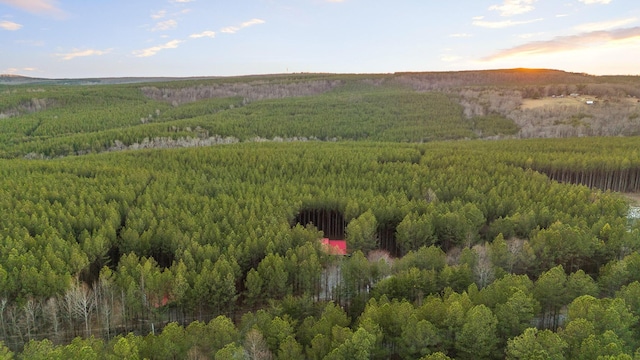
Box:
[293,208,400,256]
[378,221,400,257]
[293,208,346,240]
[531,166,640,193]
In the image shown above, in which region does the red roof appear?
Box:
[321,238,347,255]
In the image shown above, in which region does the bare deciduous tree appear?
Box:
[43,297,61,340]
[141,79,343,106]
[244,328,272,360]
[94,276,115,340]
[0,298,7,340]
[472,244,494,288]
[22,298,39,341]
[64,281,96,337]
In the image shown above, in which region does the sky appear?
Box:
[1,0,640,78]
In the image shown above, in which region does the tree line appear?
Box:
[4,68,639,160]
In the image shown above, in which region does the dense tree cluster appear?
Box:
[1,83,511,158]
[4,69,639,160]
[0,139,637,358]
[1,71,640,358]
[469,137,640,192]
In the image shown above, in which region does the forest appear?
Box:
[0,69,640,359]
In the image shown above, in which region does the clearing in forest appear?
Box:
[521,96,597,109]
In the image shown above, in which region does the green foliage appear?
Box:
[1,74,640,358]
[0,342,12,360]
[256,253,289,301]
[346,210,378,254]
[399,316,440,359]
[472,114,519,136]
[109,334,142,360]
[534,266,570,330]
[324,327,376,360]
[394,245,446,272]
[600,252,640,296]
[372,266,440,302]
[214,343,245,360]
[530,221,600,273]
[506,327,567,360]
[277,335,304,360]
[0,81,504,158]
[565,295,637,351]
[495,289,539,341]
[455,304,499,359]
[20,339,60,360]
[396,212,436,255]
[420,352,453,360]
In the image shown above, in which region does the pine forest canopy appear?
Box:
[0,69,640,359]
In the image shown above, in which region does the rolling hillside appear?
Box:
[1,69,639,159]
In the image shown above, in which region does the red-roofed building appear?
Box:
[321,238,347,255]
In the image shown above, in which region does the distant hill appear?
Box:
[0,74,47,85]
[2,68,636,87]
[0,74,220,86]
[1,68,640,159]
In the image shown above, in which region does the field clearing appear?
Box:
[521,96,594,109]
[522,95,640,110]
[623,97,640,105]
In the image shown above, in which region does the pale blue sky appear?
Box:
[1,0,639,78]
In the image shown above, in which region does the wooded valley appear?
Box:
[1,69,640,359]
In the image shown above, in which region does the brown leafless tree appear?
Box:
[244,328,272,360]
[64,281,96,337]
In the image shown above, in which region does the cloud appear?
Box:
[0,20,22,30]
[220,18,265,34]
[133,40,182,57]
[482,26,640,61]
[518,32,544,39]
[3,67,37,74]
[473,18,543,28]
[0,0,66,19]
[151,10,167,19]
[55,48,112,61]
[189,30,215,39]
[473,16,485,20]
[153,19,178,31]
[450,33,472,38]
[220,26,239,34]
[574,17,637,32]
[241,18,265,27]
[579,0,612,4]
[489,0,537,17]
